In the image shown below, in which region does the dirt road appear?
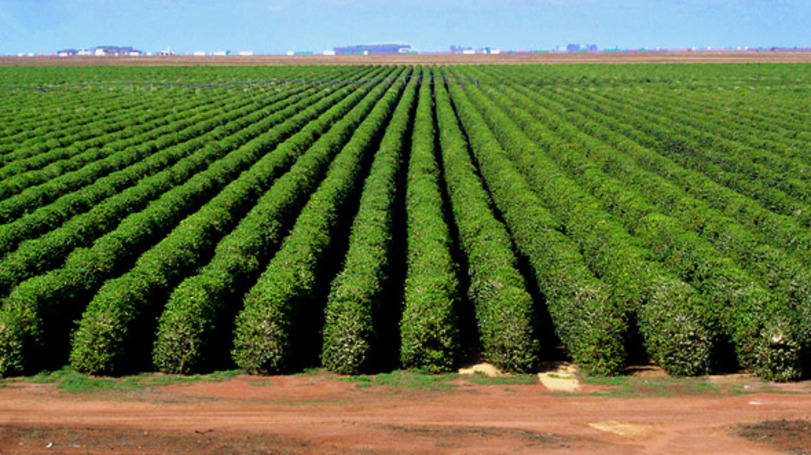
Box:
[0,371,809,454]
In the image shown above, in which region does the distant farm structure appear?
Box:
[56,46,143,57]
[566,43,599,52]
[449,45,501,55]
[334,44,414,55]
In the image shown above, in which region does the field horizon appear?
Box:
[2,50,811,67]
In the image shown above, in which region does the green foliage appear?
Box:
[447,72,715,376]
[320,76,417,374]
[398,68,460,373]
[9,366,241,394]
[0,94,212,201]
[0,86,314,266]
[433,79,540,372]
[466,73,804,380]
[0,91,158,168]
[0,91,281,295]
[547,78,811,263]
[441,71,627,375]
[70,68,395,375]
[465,374,537,385]
[231,68,408,374]
[0,64,807,381]
[0,69,381,376]
[152,67,398,374]
[338,369,457,391]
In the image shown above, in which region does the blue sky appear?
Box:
[0,0,808,54]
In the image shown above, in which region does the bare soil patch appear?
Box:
[381,424,587,451]
[1,51,810,67]
[0,371,809,454]
[0,425,316,455]
[737,419,811,455]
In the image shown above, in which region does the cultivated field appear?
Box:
[1,50,811,66]
[0,63,808,385]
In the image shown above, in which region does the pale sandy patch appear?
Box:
[537,363,580,392]
[588,420,654,438]
[458,363,503,377]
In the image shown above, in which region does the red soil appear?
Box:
[0,373,809,454]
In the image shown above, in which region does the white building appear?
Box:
[94,48,106,56]
[213,51,227,56]
[286,50,294,56]
[322,50,336,56]
[238,50,254,56]
[462,49,475,55]
[193,51,206,56]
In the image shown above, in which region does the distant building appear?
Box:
[450,45,473,53]
[238,50,254,56]
[94,45,141,56]
[53,46,142,57]
[334,44,412,55]
[322,50,336,56]
[193,51,206,56]
[567,43,598,52]
[566,43,599,52]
